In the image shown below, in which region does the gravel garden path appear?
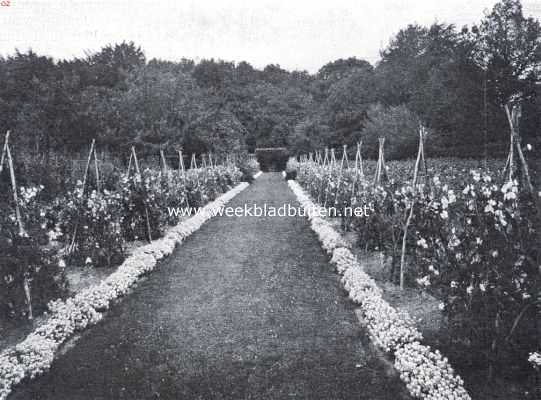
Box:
[10,173,409,400]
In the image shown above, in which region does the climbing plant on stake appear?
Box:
[503,103,535,193]
[190,153,198,170]
[355,141,364,178]
[178,149,185,173]
[68,139,100,254]
[399,127,427,290]
[333,145,349,207]
[373,138,387,186]
[0,131,26,238]
[1,131,33,319]
[127,146,153,243]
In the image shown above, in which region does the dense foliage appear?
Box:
[293,158,540,389]
[1,1,540,162]
[0,163,243,320]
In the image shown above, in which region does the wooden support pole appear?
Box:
[68,140,96,253]
[355,141,364,177]
[373,138,386,185]
[323,148,329,166]
[93,142,100,194]
[81,139,95,196]
[6,143,27,238]
[23,276,33,320]
[131,146,141,174]
[341,144,349,169]
[1,132,32,319]
[178,150,185,173]
[160,149,168,174]
[0,130,9,174]
[399,128,425,289]
[127,151,133,175]
[504,104,535,193]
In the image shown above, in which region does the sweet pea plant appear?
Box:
[0,183,68,319]
[413,171,540,377]
[0,180,250,400]
[293,158,540,386]
[58,183,125,267]
[2,161,243,321]
[288,179,471,400]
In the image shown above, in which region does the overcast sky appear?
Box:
[1,0,541,73]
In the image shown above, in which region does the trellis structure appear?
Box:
[399,126,428,289]
[1,131,32,319]
[373,138,387,186]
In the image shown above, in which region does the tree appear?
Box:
[86,41,146,88]
[476,0,541,104]
[361,104,420,159]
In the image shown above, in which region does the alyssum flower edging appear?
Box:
[0,181,249,400]
[287,180,471,400]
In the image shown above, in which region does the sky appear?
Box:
[1,0,541,73]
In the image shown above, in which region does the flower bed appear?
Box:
[0,181,249,400]
[288,179,471,400]
[293,159,540,388]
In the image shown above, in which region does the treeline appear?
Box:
[0,0,540,162]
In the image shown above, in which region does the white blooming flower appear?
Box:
[529,352,541,367]
[416,275,431,287]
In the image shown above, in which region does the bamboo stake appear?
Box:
[333,145,348,207]
[68,140,96,253]
[323,148,329,166]
[399,129,425,289]
[341,144,349,169]
[178,150,185,172]
[373,138,386,185]
[0,130,9,174]
[504,104,535,193]
[6,144,26,237]
[23,276,33,320]
[129,146,151,242]
[132,147,141,174]
[160,149,168,174]
[1,132,32,319]
[127,151,133,175]
[190,153,197,169]
[202,153,207,168]
[81,139,95,196]
[93,144,100,194]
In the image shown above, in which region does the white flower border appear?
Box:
[288,180,470,400]
[0,182,249,400]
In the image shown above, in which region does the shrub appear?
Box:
[255,148,289,172]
